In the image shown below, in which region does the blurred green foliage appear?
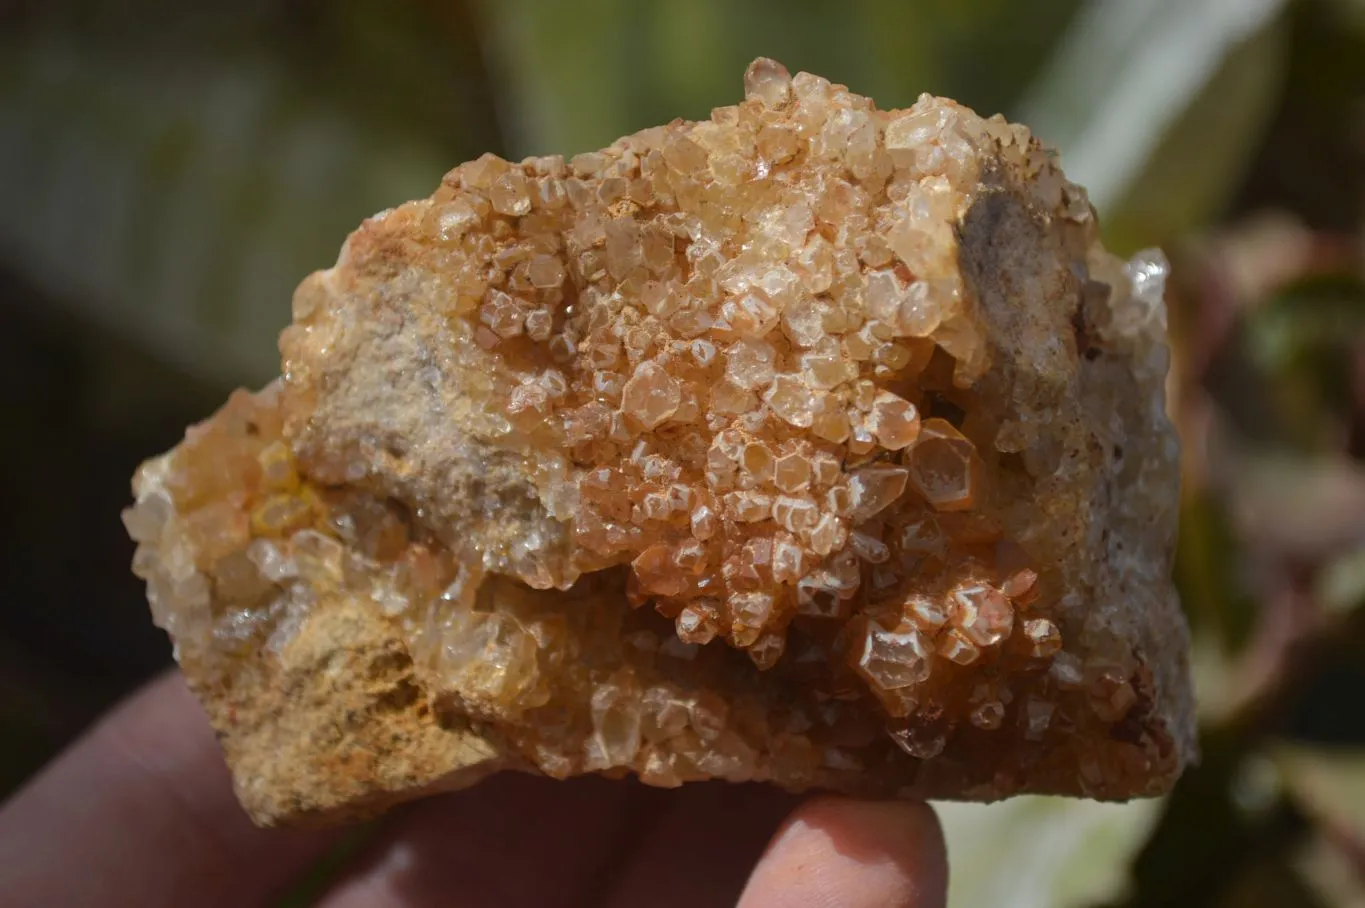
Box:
[4,0,1365,905]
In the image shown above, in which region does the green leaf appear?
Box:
[0,3,501,386]
[1239,274,1365,452]
[482,0,1085,158]
[1318,548,1365,616]
[934,796,1160,908]
[1175,486,1259,656]
[1017,0,1288,251]
[1272,742,1365,849]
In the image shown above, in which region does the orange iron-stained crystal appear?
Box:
[123,57,1195,826]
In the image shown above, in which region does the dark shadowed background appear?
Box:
[3,1,1365,905]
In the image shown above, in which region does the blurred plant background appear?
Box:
[2,0,1365,904]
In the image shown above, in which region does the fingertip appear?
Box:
[738,796,947,908]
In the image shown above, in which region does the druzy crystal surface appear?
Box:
[125,59,1195,825]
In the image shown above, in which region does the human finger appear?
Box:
[597,781,799,908]
[317,772,650,908]
[0,671,340,908]
[736,796,948,908]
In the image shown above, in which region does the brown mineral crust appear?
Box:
[125,58,1195,826]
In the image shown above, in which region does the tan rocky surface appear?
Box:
[124,59,1195,826]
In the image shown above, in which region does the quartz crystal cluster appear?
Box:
[125,59,1195,825]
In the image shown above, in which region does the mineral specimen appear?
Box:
[125,58,1195,826]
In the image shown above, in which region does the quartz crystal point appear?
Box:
[124,59,1195,826]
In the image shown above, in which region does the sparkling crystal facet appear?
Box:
[123,58,1193,825]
